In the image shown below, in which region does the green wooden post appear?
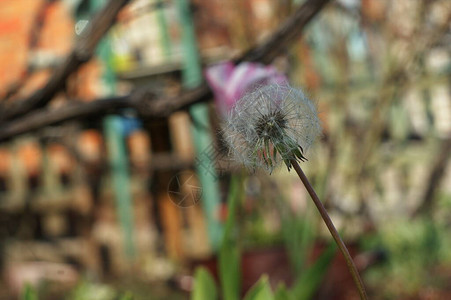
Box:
[175,0,223,250]
[156,1,173,60]
[103,115,135,258]
[77,0,135,258]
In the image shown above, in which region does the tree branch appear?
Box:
[412,137,451,218]
[238,0,330,64]
[0,0,130,122]
[0,87,208,141]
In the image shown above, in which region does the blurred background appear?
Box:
[0,0,450,299]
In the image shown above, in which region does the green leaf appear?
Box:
[219,240,240,300]
[279,202,314,276]
[243,275,274,300]
[191,267,218,300]
[297,212,315,273]
[118,291,134,300]
[291,243,336,300]
[21,284,38,300]
[274,283,293,300]
[219,175,242,300]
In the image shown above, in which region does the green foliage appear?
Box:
[291,243,336,300]
[279,201,315,275]
[118,292,134,300]
[21,284,38,300]
[243,276,274,300]
[274,283,292,300]
[219,175,243,300]
[191,268,218,300]
[67,280,116,300]
[278,194,335,300]
[363,217,451,297]
[191,174,335,300]
[219,232,241,300]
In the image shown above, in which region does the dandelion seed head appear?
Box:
[223,84,321,172]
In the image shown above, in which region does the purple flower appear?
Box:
[205,62,288,115]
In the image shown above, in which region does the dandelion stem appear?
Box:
[291,160,368,300]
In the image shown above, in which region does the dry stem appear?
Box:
[291,160,368,300]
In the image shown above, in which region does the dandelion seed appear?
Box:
[223,84,321,172]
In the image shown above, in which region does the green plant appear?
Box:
[191,268,218,300]
[191,174,336,300]
[21,284,38,300]
[219,175,242,300]
[363,217,451,298]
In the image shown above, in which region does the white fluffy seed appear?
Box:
[223,84,321,172]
